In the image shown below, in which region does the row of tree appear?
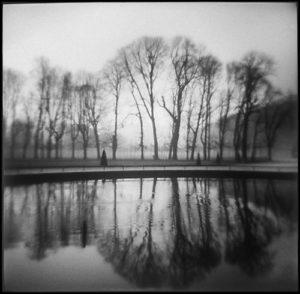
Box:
[3,36,296,161]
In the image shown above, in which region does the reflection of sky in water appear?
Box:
[3,178,298,291]
[5,245,134,291]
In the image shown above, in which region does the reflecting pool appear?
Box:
[3,177,298,291]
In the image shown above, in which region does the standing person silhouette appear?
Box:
[100,150,108,167]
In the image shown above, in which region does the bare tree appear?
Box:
[189,75,206,160]
[33,94,45,159]
[3,68,24,159]
[33,57,52,159]
[103,58,124,160]
[217,64,234,161]
[250,108,264,161]
[44,67,63,159]
[231,52,274,161]
[22,93,35,159]
[74,80,91,159]
[161,91,176,160]
[73,72,104,160]
[159,37,198,159]
[85,76,104,160]
[262,84,288,161]
[68,88,80,159]
[120,37,168,159]
[185,94,194,159]
[120,49,146,160]
[129,82,145,160]
[189,53,221,160]
[232,80,244,162]
[53,72,72,158]
[200,54,222,160]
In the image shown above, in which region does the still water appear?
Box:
[3,177,298,291]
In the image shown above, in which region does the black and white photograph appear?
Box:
[3,2,298,292]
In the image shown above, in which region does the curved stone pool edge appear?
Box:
[4,166,298,186]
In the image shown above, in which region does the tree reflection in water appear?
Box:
[167,178,221,288]
[97,177,167,288]
[24,184,55,260]
[76,179,98,248]
[3,187,21,249]
[60,182,70,247]
[224,179,278,276]
[21,180,98,259]
[96,177,222,288]
[3,177,297,289]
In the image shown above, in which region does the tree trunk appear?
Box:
[140,129,144,160]
[71,139,76,159]
[267,144,272,161]
[172,134,179,160]
[186,108,192,160]
[190,133,197,160]
[151,117,159,160]
[70,123,78,160]
[190,125,200,161]
[207,107,211,160]
[47,134,52,159]
[234,135,241,162]
[34,130,39,159]
[83,142,87,159]
[203,128,207,161]
[22,124,31,159]
[55,138,59,159]
[112,135,117,160]
[34,112,43,159]
[219,120,225,161]
[172,89,184,160]
[242,113,249,161]
[233,111,242,162]
[251,118,259,161]
[93,126,100,160]
[138,113,144,160]
[186,126,190,160]
[190,91,205,161]
[203,99,209,161]
[113,96,119,160]
[201,115,207,161]
[41,130,45,159]
[219,140,224,161]
[168,136,173,160]
[59,139,63,158]
[112,137,117,160]
[168,123,175,160]
[81,131,89,160]
[190,113,203,161]
[10,123,15,159]
[172,121,180,160]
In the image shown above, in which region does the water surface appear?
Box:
[3,177,298,291]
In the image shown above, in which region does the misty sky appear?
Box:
[3,2,298,149]
[3,2,297,92]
